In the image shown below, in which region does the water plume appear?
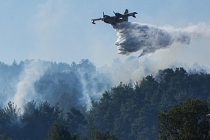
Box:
[113,22,210,57]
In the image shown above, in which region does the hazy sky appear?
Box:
[1,0,210,67]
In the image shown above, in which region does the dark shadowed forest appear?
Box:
[0,60,210,139]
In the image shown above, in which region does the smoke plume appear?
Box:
[12,60,48,111]
[113,22,210,57]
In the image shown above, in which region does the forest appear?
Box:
[0,59,210,139]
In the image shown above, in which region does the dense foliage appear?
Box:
[158,99,210,140]
[89,68,210,139]
[0,59,112,111]
[0,59,210,139]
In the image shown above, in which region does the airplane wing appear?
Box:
[91,18,103,24]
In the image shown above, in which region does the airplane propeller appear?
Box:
[113,11,121,17]
[103,12,105,17]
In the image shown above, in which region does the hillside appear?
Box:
[0,60,210,139]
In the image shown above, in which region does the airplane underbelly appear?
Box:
[104,19,112,23]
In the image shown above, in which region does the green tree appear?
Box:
[0,134,12,140]
[21,101,64,140]
[89,128,118,140]
[66,108,87,134]
[48,123,79,140]
[158,99,210,140]
[3,102,21,139]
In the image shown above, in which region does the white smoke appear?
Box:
[12,60,48,112]
[113,22,210,57]
[77,68,111,111]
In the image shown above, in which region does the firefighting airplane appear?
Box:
[91,9,137,25]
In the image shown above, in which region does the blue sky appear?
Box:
[0,0,210,67]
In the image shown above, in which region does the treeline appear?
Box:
[0,101,118,140]
[158,99,210,139]
[0,59,112,112]
[1,67,210,139]
[90,68,210,139]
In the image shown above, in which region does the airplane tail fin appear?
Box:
[123,9,129,22]
[124,9,128,14]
